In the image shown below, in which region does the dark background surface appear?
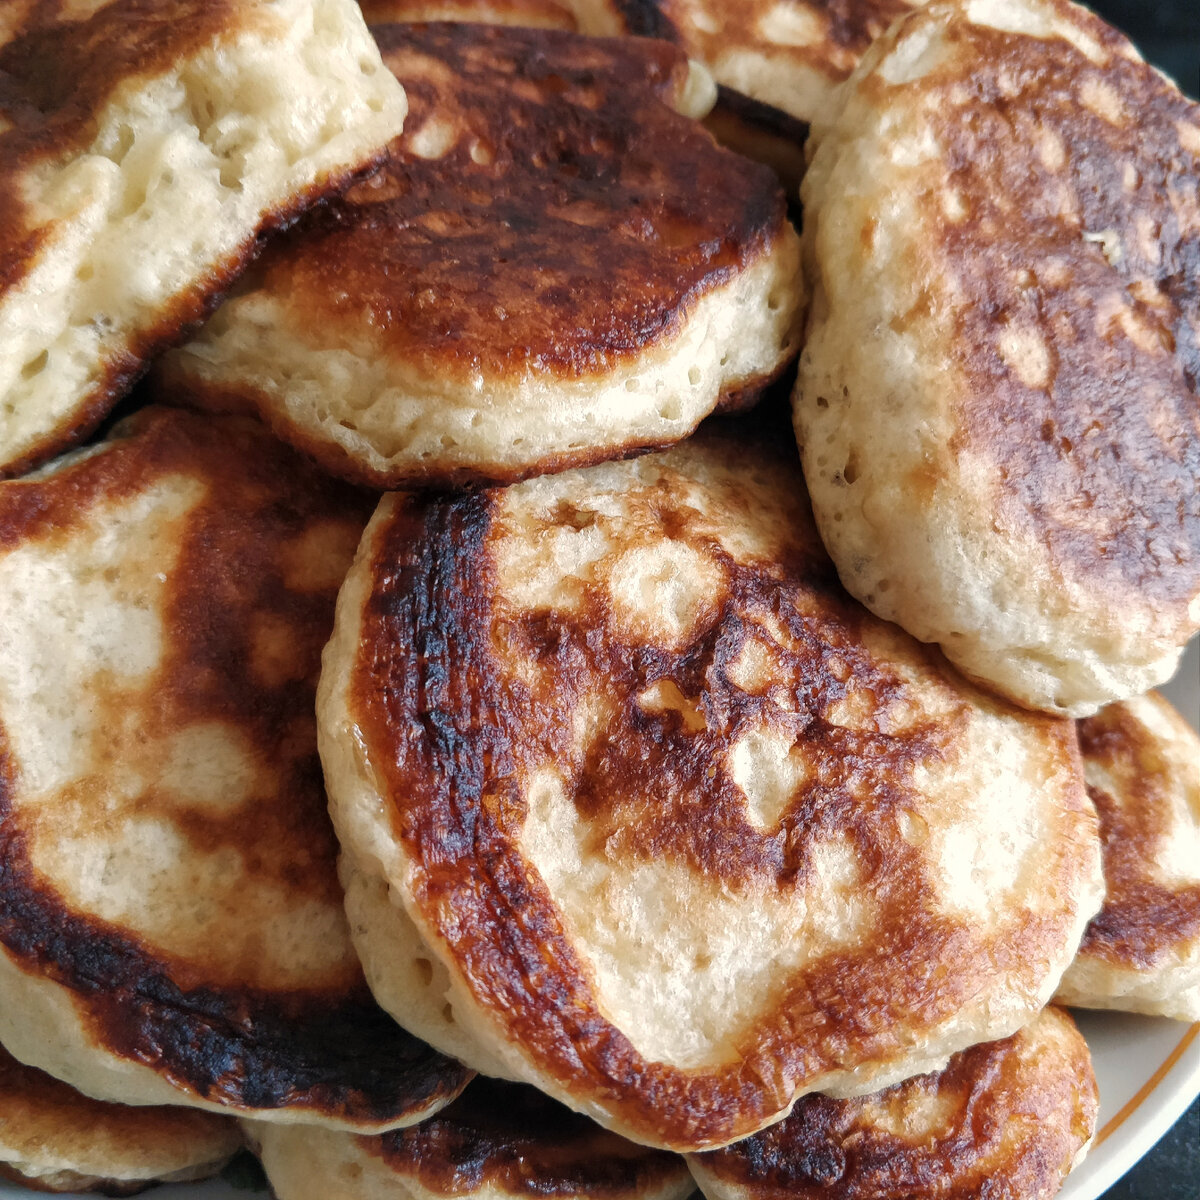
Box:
[1078,8,1198,1197]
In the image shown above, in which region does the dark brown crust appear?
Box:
[363,1077,687,1195]
[250,22,786,381]
[891,1,1200,619]
[348,428,1094,1148]
[693,1008,1097,1200]
[703,86,809,194]
[1076,697,1200,968]
[0,408,471,1121]
[0,1,394,480]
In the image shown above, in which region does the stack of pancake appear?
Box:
[0,0,1195,1197]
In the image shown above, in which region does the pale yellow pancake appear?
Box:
[0,0,405,480]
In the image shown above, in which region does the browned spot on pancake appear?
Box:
[908,7,1200,615]
[253,22,785,381]
[1076,702,1200,968]
[364,1077,685,1194]
[648,0,917,80]
[693,1008,1097,1199]
[0,1,393,479]
[349,429,1089,1147]
[0,408,472,1120]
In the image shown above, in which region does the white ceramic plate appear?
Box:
[1,642,1197,1200]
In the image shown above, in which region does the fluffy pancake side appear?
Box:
[794,0,1200,715]
[687,1006,1097,1200]
[158,23,802,488]
[1056,692,1200,1021]
[0,407,471,1129]
[320,422,1103,1150]
[248,1076,694,1200]
[0,0,406,480]
[0,1042,239,1196]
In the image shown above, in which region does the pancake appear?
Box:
[318,418,1104,1151]
[0,1042,240,1196]
[360,0,579,26]
[1056,692,1200,1021]
[687,1006,1097,1200]
[793,0,1200,717]
[247,1076,694,1200]
[0,0,406,481]
[0,406,471,1130]
[361,0,816,187]
[156,23,803,489]
[620,0,924,125]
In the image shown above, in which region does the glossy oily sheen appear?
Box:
[159,21,802,488]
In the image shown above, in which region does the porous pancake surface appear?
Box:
[250,1076,694,1200]
[0,1041,239,1195]
[795,0,1200,716]
[628,0,924,123]
[687,1006,1097,1200]
[0,0,405,480]
[320,423,1103,1151]
[1057,692,1200,1021]
[159,23,802,488]
[0,406,470,1129]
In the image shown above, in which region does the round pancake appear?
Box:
[319,419,1103,1151]
[1056,692,1200,1021]
[157,23,802,489]
[248,1076,694,1200]
[687,1006,1097,1200]
[626,0,924,125]
[0,406,471,1130]
[793,0,1200,717]
[0,0,406,481]
[0,1042,240,1196]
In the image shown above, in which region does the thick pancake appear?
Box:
[687,1006,1097,1200]
[360,0,815,187]
[0,1042,240,1196]
[622,0,924,125]
[0,406,471,1129]
[793,0,1200,716]
[156,23,802,489]
[1056,692,1200,1021]
[319,419,1103,1151]
[248,1076,694,1200]
[0,0,406,481]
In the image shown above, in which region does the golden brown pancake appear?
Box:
[157,23,802,489]
[621,0,924,124]
[687,1006,1097,1200]
[0,0,406,481]
[794,0,1200,716]
[319,417,1103,1151]
[1057,692,1200,1021]
[0,406,471,1130]
[248,1076,694,1200]
[0,1042,240,1196]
